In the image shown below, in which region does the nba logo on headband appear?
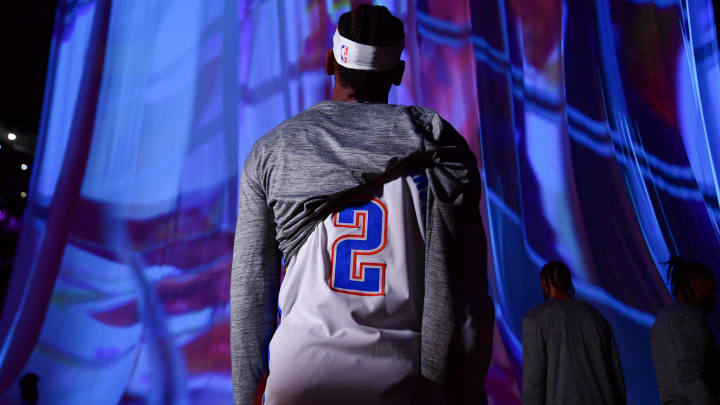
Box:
[341,44,349,64]
[333,28,404,71]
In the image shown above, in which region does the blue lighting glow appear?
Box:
[0,1,718,404]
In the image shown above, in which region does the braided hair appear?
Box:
[540,261,575,297]
[336,5,405,102]
[665,256,714,301]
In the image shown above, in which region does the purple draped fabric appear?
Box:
[1,1,719,404]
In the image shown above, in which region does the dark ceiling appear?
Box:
[0,0,58,141]
[0,0,57,216]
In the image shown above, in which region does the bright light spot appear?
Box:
[20,192,27,198]
[21,163,28,171]
[8,133,16,141]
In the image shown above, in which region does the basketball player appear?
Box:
[231,5,493,404]
[522,262,626,405]
[651,257,719,405]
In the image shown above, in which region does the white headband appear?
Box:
[332,28,404,71]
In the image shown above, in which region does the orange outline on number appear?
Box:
[328,197,388,296]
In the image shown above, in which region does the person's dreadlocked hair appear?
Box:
[665,256,714,301]
[336,5,405,102]
[540,261,575,297]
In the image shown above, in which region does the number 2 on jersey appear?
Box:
[329,198,388,296]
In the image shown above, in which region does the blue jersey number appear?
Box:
[330,198,388,296]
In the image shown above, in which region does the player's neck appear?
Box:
[331,84,389,103]
[548,290,573,300]
[332,84,357,102]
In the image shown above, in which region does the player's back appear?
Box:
[523,299,626,405]
[242,101,466,404]
[263,170,428,405]
[232,100,486,404]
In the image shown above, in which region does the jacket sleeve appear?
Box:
[675,310,714,404]
[427,113,495,404]
[446,218,495,405]
[522,315,546,405]
[608,327,627,404]
[230,153,282,405]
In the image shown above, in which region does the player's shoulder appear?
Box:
[523,300,553,323]
[572,299,614,329]
[248,101,445,159]
[525,298,603,322]
[245,106,323,160]
[292,101,440,127]
[252,105,321,147]
[264,101,430,136]
[662,303,707,330]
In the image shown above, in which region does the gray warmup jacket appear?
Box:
[230,101,494,404]
[651,303,720,404]
[522,298,627,405]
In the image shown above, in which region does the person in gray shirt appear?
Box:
[522,261,627,405]
[651,257,719,405]
[231,5,494,405]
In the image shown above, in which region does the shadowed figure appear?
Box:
[19,373,39,405]
[522,262,627,405]
[651,257,719,405]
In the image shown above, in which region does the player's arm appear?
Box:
[230,154,282,405]
[522,316,546,405]
[445,216,494,404]
[428,113,495,404]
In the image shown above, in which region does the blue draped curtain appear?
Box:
[1,0,718,404]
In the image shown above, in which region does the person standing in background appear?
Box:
[522,262,626,405]
[18,373,39,405]
[651,257,719,405]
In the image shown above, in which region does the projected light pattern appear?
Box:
[0,0,719,404]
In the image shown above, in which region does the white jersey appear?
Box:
[263,173,428,405]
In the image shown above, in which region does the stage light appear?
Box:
[20,192,27,198]
[8,133,16,141]
[21,163,28,171]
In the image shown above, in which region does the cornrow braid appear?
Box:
[665,256,714,301]
[540,261,575,297]
[336,5,405,102]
